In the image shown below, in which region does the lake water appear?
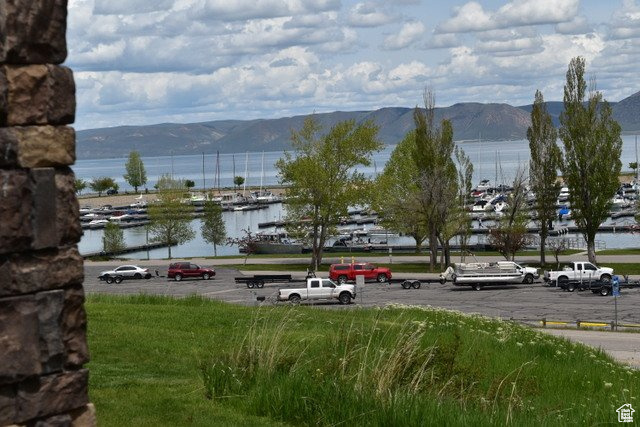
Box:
[72,136,640,192]
[73,136,640,258]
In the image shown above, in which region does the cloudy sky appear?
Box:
[67,0,640,130]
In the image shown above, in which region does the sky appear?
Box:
[67,0,640,130]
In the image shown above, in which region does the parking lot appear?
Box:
[84,263,640,325]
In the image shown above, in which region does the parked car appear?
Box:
[329,263,392,284]
[98,265,152,283]
[167,262,215,281]
[106,189,118,195]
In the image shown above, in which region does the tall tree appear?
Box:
[102,222,125,254]
[75,178,87,195]
[453,146,474,262]
[412,90,459,269]
[147,176,195,258]
[89,177,116,197]
[559,57,623,263]
[488,167,531,261]
[124,151,147,193]
[527,90,562,266]
[276,117,382,271]
[201,201,226,256]
[374,131,428,253]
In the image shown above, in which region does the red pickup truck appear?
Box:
[329,263,392,284]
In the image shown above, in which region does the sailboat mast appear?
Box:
[232,154,236,192]
[216,151,220,194]
[260,151,264,194]
[636,135,638,184]
[202,152,205,192]
[243,151,248,197]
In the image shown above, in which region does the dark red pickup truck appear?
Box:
[329,263,392,284]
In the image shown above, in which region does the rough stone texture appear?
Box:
[0,246,83,297]
[0,69,7,126]
[31,168,59,250]
[0,170,32,254]
[0,295,41,383]
[0,0,68,64]
[15,370,88,423]
[70,403,96,427]
[4,65,75,126]
[36,290,65,374]
[55,168,81,246]
[0,385,17,426]
[0,126,75,168]
[61,286,89,368]
[34,413,73,427]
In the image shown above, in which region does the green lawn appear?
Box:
[597,248,640,255]
[86,295,639,426]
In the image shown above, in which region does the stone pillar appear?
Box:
[0,1,95,426]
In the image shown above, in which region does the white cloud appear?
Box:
[382,21,425,50]
[348,2,396,27]
[554,15,592,35]
[437,0,579,33]
[608,0,640,40]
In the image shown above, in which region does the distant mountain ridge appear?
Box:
[76,91,640,159]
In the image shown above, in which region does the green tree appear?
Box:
[374,131,428,253]
[559,57,623,263]
[276,117,382,271]
[201,201,226,256]
[147,178,195,259]
[629,162,638,174]
[412,90,459,269]
[488,168,531,261]
[233,176,245,190]
[90,177,116,196]
[527,90,562,266]
[124,151,147,193]
[75,178,87,195]
[102,222,125,254]
[453,146,474,261]
[185,179,196,190]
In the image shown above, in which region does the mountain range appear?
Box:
[76,90,640,159]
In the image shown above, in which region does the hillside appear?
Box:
[76,92,640,159]
[613,90,640,132]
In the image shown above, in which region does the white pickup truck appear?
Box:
[278,278,356,305]
[544,261,614,286]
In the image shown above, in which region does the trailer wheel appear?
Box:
[114,276,124,284]
[337,275,347,284]
[246,281,255,289]
[599,286,610,296]
[289,294,301,304]
[439,276,446,284]
[377,274,388,283]
[338,292,351,305]
[257,280,265,288]
[401,280,411,289]
[524,274,534,284]
[472,284,482,291]
[105,276,114,284]
[411,281,421,289]
[600,274,611,284]
[567,282,575,292]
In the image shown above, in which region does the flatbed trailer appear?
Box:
[387,278,444,289]
[558,277,640,296]
[234,274,306,288]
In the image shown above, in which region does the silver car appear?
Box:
[98,265,152,283]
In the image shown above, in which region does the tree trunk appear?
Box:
[444,240,451,267]
[587,238,597,264]
[214,243,217,257]
[168,244,172,259]
[539,234,546,266]
[429,230,437,271]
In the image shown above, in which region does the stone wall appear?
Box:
[0,1,94,425]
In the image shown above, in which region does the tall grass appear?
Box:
[200,304,639,425]
[86,295,639,426]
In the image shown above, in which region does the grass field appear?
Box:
[86,295,639,426]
